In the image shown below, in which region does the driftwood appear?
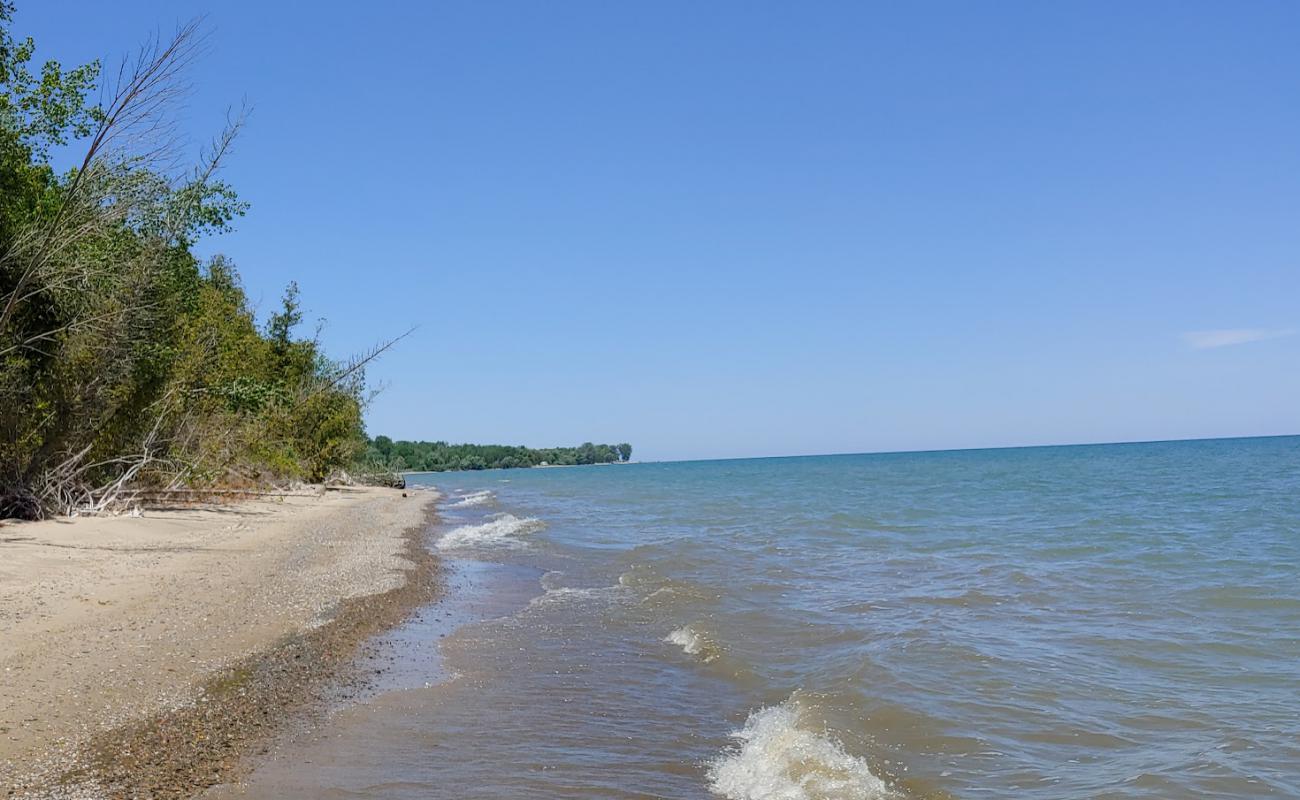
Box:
[132,488,321,497]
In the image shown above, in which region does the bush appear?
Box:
[0,9,375,517]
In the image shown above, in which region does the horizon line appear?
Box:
[640,432,1298,465]
[397,432,1298,472]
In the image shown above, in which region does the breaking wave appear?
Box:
[436,514,544,550]
[665,624,722,662]
[708,698,895,800]
[448,490,495,508]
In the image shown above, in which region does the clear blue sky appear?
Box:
[17,1,1300,461]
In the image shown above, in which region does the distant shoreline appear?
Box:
[403,461,638,476]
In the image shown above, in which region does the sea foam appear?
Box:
[528,585,622,609]
[436,514,543,550]
[665,624,721,662]
[448,490,495,508]
[708,700,894,800]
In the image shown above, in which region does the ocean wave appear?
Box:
[436,514,543,550]
[447,490,495,508]
[665,624,722,662]
[708,699,895,800]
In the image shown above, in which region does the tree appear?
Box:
[617,443,632,462]
[358,437,633,472]
[0,8,387,517]
[266,281,302,350]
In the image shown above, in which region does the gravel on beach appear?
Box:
[1,487,441,799]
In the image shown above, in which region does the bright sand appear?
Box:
[0,486,436,793]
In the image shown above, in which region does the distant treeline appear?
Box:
[367,437,631,472]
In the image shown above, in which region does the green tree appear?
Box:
[362,437,633,472]
[266,281,302,350]
[0,8,381,516]
[617,443,632,462]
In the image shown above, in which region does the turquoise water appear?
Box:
[234,436,1300,798]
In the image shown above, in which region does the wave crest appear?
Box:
[447,490,495,508]
[619,566,721,610]
[665,624,722,663]
[436,514,543,550]
[708,699,894,800]
[528,585,621,609]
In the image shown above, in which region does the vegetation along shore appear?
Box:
[0,7,399,520]
[364,436,632,472]
[0,9,630,798]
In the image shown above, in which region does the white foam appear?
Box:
[436,514,543,550]
[527,585,619,608]
[665,624,719,662]
[447,490,494,508]
[708,700,894,800]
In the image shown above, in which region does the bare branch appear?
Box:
[0,19,206,333]
[301,327,417,403]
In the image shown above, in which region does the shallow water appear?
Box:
[222,436,1300,798]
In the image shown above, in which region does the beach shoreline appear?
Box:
[1,486,441,798]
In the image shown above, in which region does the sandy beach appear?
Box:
[0,486,439,798]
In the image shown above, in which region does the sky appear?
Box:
[14,1,1300,461]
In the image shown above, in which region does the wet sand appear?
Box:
[0,486,440,798]
[202,558,542,799]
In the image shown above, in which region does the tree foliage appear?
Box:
[365,438,633,472]
[0,9,374,518]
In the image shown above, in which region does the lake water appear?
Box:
[219,436,1300,799]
